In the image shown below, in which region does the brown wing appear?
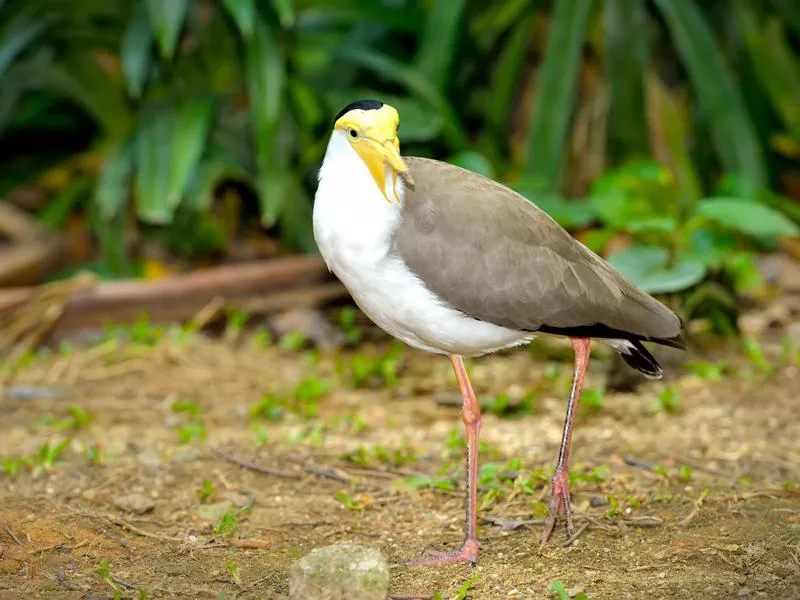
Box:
[393,157,682,343]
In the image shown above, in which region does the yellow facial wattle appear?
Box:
[334,103,415,202]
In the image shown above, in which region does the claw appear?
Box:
[404,538,479,567]
[540,468,572,545]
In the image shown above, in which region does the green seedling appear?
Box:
[171,398,202,417]
[138,588,150,600]
[251,423,269,446]
[480,390,537,417]
[340,343,403,389]
[94,560,121,595]
[334,490,369,511]
[743,335,774,375]
[453,574,481,600]
[403,472,458,492]
[249,392,284,421]
[250,327,273,349]
[214,511,240,537]
[35,405,96,431]
[224,309,250,340]
[581,387,606,412]
[652,385,682,414]
[287,423,327,446]
[604,495,621,519]
[679,465,693,483]
[338,306,363,345]
[687,360,727,380]
[197,479,217,503]
[177,421,207,444]
[83,440,108,466]
[30,439,72,476]
[551,580,589,600]
[279,329,308,351]
[334,413,367,434]
[224,559,241,585]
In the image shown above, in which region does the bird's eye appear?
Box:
[348,129,358,138]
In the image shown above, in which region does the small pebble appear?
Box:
[289,541,389,600]
[113,493,155,515]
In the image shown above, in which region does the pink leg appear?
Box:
[541,338,591,545]
[407,355,481,566]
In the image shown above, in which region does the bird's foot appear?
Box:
[540,468,573,545]
[405,538,479,567]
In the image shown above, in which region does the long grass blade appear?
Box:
[767,0,800,37]
[135,107,174,224]
[523,0,594,191]
[121,3,153,99]
[271,0,295,29]
[653,0,767,188]
[144,0,190,61]
[220,0,256,39]
[245,17,287,225]
[168,99,214,210]
[97,140,133,220]
[605,0,648,161]
[736,5,800,136]
[415,0,466,92]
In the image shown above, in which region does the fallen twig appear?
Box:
[3,524,22,545]
[210,447,299,479]
[563,522,590,547]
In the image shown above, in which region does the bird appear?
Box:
[313,99,685,566]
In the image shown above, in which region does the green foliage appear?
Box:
[1,0,800,290]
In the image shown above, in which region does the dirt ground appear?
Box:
[1,319,799,599]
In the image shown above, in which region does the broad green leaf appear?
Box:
[168,99,214,210]
[185,150,248,212]
[523,0,594,190]
[246,18,286,224]
[295,4,420,33]
[135,108,174,224]
[96,141,133,219]
[696,197,800,238]
[609,246,707,293]
[605,0,648,160]
[415,0,466,92]
[221,0,256,38]
[271,0,295,28]
[625,218,678,233]
[121,3,153,99]
[447,151,495,179]
[653,0,767,188]
[144,0,190,61]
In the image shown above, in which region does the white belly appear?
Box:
[313,133,531,357]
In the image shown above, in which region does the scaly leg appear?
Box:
[407,355,481,566]
[540,338,591,545]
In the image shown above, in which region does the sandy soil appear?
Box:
[1,325,798,599]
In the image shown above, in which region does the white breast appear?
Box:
[313,131,532,356]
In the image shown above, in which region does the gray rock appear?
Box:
[113,492,154,514]
[289,542,389,600]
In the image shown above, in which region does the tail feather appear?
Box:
[618,339,663,379]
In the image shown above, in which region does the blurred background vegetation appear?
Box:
[2,0,800,332]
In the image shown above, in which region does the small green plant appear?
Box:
[743,336,775,375]
[35,405,96,431]
[249,392,284,421]
[251,423,270,446]
[550,580,589,600]
[171,398,203,417]
[214,511,239,537]
[197,479,217,503]
[224,559,241,585]
[340,343,403,389]
[452,574,481,600]
[687,360,727,380]
[652,385,682,414]
[177,421,207,444]
[94,560,121,595]
[581,387,606,412]
[138,588,150,600]
[224,309,250,340]
[83,441,108,466]
[279,329,308,351]
[403,471,458,492]
[250,327,273,349]
[480,390,537,417]
[338,306,363,345]
[679,464,693,483]
[287,423,327,446]
[604,495,622,519]
[334,490,369,511]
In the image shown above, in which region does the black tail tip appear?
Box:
[621,340,664,378]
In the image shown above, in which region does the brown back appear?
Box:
[392,157,681,341]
